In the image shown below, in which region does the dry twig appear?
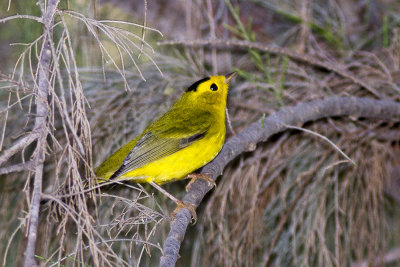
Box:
[158,39,382,97]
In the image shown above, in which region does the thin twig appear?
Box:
[0,161,33,174]
[138,0,147,59]
[283,124,355,165]
[159,96,400,267]
[0,14,43,24]
[0,133,38,166]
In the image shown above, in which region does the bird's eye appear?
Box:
[210,83,218,91]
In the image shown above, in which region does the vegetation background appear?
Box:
[0,0,400,266]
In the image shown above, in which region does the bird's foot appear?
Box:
[172,201,197,224]
[185,173,216,192]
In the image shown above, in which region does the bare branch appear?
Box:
[159,96,400,267]
[0,161,32,174]
[0,133,38,166]
[0,14,42,24]
[158,39,382,98]
[23,0,59,266]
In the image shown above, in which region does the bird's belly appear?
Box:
[119,131,225,184]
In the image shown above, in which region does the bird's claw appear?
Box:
[185,173,216,192]
[172,201,197,224]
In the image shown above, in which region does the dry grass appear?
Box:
[0,0,400,266]
[201,122,394,266]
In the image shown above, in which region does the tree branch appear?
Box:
[0,133,38,166]
[159,96,400,267]
[23,1,59,266]
[158,39,381,97]
[0,14,43,24]
[0,161,33,174]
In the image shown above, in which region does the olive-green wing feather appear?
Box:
[110,108,212,179]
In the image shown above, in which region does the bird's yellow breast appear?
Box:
[119,126,225,184]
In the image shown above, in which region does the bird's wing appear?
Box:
[110,109,212,179]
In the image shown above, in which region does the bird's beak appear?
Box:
[224,72,237,84]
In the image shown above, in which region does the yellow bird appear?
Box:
[95,72,236,220]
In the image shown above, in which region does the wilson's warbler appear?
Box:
[95,72,236,220]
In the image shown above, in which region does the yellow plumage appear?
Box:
[95,74,235,185]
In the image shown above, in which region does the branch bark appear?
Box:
[23,1,59,266]
[159,96,400,267]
